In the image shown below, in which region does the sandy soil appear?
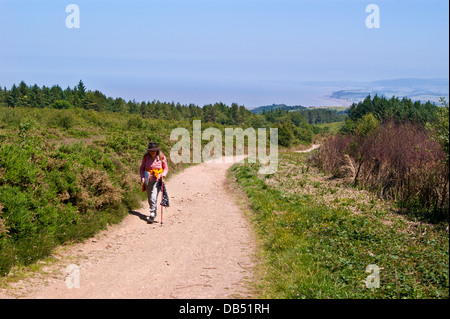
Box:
[0,156,257,299]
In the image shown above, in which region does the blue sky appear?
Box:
[0,0,448,107]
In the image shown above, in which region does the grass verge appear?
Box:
[230,152,449,299]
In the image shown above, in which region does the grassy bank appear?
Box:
[230,151,449,298]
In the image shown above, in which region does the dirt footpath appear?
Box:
[0,156,256,299]
[295,144,321,153]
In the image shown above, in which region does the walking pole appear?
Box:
[160,177,164,225]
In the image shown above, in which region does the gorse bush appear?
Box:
[0,106,190,276]
[0,140,127,275]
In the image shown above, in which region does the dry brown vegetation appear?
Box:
[312,121,449,222]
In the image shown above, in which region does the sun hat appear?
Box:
[146,142,161,152]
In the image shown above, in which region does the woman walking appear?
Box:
[140,142,169,223]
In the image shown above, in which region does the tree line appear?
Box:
[341,94,439,133]
[0,81,348,147]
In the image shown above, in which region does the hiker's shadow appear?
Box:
[129,210,148,222]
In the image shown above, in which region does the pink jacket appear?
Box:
[139,153,169,181]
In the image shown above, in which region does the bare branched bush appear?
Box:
[313,134,354,177]
[315,120,449,220]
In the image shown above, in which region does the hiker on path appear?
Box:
[140,142,169,223]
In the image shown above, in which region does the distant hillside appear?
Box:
[330,78,449,104]
[308,106,350,113]
[251,104,306,114]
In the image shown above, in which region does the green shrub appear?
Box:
[0,144,39,187]
[48,112,76,129]
[427,98,449,162]
[0,186,37,240]
[50,100,74,110]
[125,114,144,130]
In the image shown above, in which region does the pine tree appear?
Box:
[77,80,86,99]
[29,84,43,108]
[0,86,6,106]
[7,84,19,107]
